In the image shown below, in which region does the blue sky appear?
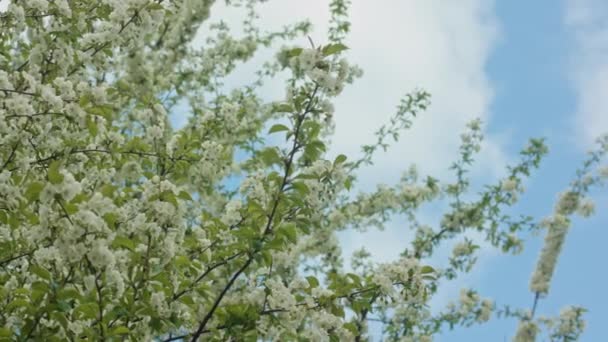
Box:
[442,1,608,341]
[180,1,608,340]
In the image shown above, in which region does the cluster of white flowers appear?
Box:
[555,191,580,215]
[514,319,538,342]
[220,199,242,227]
[288,277,310,291]
[282,47,362,96]
[530,214,570,294]
[550,306,586,340]
[458,289,479,314]
[266,278,297,310]
[0,70,11,88]
[442,288,494,327]
[88,240,116,269]
[106,269,126,297]
[240,171,270,204]
[166,133,180,155]
[40,85,64,110]
[576,197,595,217]
[150,291,170,316]
[371,258,428,304]
[311,286,334,300]
[441,204,483,232]
[219,102,240,129]
[500,177,523,203]
[120,160,143,182]
[147,125,164,140]
[40,170,82,202]
[67,320,89,336]
[452,240,473,258]
[599,166,608,179]
[33,246,63,269]
[300,160,348,217]
[0,171,21,210]
[53,77,76,100]
[478,299,494,322]
[372,273,394,295]
[192,140,227,181]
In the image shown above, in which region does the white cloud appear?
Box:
[199,0,507,183]
[329,0,506,260]
[565,0,608,147]
[336,1,501,171]
[200,2,508,296]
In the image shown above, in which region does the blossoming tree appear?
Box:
[0,0,606,341]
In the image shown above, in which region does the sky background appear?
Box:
[186,1,608,340]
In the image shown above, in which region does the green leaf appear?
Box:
[286,47,303,58]
[147,3,164,10]
[322,43,348,56]
[74,303,98,319]
[343,322,359,334]
[111,326,130,335]
[31,265,52,281]
[178,191,193,201]
[259,148,282,166]
[8,213,18,229]
[351,299,371,314]
[420,265,435,274]
[265,237,285,250]
[86,115,98,137]
[48,161,64,184]
[346,273,362,287]
[79,94,91,107]
[112,236,135,251]
[103,212,118,229]
[179,295,194,305]
[57,288,81,301]
[31,281,49,293]
[279,224,297,244]
[13,288,30,296]
[261,250,273,267]
[330,304,345,318]
[56,300,72,312]
[344,177,353,191]
[0,327,12,337]
[334,154,347,165]
[174,256,190,268]
[64,202,78,215]
[273,103,294,113]
[291,182,309,196]
[6,299,30,311]
[160,190,179,208]
[268,124,290,134]
[88,105,114,121]
[50,312,69,331]
[100,184,116,198]
[25,181,45,202]
[306,276,319,288]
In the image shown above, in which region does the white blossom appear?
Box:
[576,198,595,217]
[514,320,538,342]
[221,199,242,227]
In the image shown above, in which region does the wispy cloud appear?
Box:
[201,0,508,280]
[565,0,608,147]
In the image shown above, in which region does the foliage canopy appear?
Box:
[0,0,606,341]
